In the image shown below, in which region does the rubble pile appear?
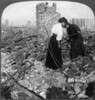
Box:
[1,30,95,99]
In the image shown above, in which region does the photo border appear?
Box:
[0,0,95,100]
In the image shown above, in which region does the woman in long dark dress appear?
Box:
[45,23,63,70]
[68,32,86,60]
[58,17,86,60]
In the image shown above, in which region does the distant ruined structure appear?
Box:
[36,2,61,39]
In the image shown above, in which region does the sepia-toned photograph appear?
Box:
[1,0,95,100]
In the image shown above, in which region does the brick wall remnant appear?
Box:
[36,2,61,39]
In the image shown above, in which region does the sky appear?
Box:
[1,1,95,26]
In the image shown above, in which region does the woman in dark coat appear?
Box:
[67,24,86,60]
[58,17,86,60]
[45,23,63,70]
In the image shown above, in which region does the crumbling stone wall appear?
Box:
[36,2,61,39]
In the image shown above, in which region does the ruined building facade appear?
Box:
[36,2,61,39]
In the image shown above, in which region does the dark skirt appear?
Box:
[70,38,85,60]
[45,34,62,70]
